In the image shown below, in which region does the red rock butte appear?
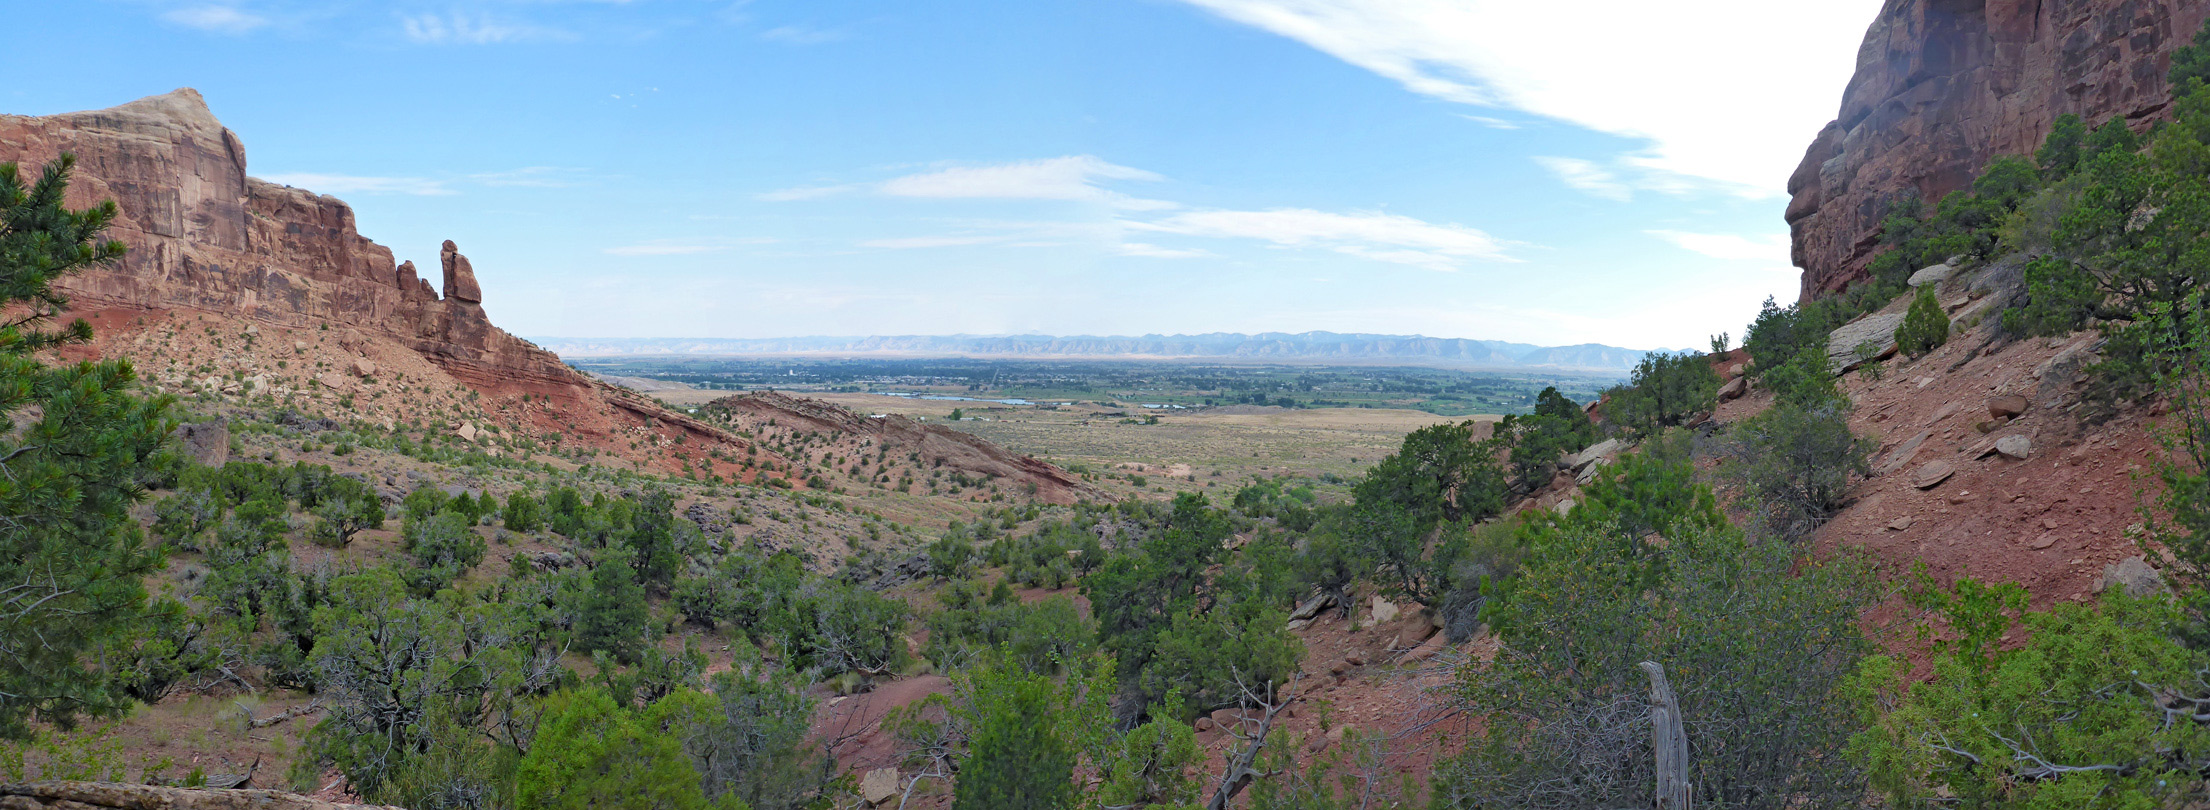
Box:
[1789,0,2210,300]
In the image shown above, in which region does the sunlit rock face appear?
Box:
[1788,0,2210,300]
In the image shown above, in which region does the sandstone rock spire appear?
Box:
[440,240,483,304]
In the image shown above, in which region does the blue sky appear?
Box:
[16,0,1881,349]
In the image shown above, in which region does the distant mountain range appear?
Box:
[533,332,1690,374]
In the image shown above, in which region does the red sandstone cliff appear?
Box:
[0,89,568,392]
[1788,0,2210,299]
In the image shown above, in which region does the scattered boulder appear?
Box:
[1289,593,1334,622]
[1912,460,1956,490]
[1556,497,1577,517]
[1398,630,1449,664]
[1887,516,1915,531]
[1987,394,2029,419]
[2029,534,2058,550]
[1993,434,2032,460]
[2032,338,2104,410]
[860,768,900,807]
[1570,439,1624,472]
[1368,596,1400,624]
[1826,312,1907,373]
[1719,376,1748,401]
[1877,430,1932,476]
[171,420,230,467]
[1907,263,1954,288]
[456,422,479,442]
[2096,557,2168,597]
[350,358,377,378]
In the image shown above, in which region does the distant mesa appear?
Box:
[536,332,1689,374]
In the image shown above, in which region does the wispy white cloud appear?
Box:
[471,166,586,188]
[757,183,861,201]
[1532,157,1631,202]
[1130,208,1516,270]
[1171,0,1881,196]
[1116,242,1214,259]
[1646,230,1792,263]
[760,24,846,44]
[161,5,268,34]
[604,237,777,256]
[259,173,454,196]
[401,12,574,45]
[861,235,1007,249]
[878,156,1177,211]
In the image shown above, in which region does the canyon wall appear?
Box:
[0,88,573,393]
[1789,0,2210,299]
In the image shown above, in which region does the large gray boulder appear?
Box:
[1907,263,1954,288]
[1827,312,1907,374]
[1571,438,1624,472]
[171,420,230,468]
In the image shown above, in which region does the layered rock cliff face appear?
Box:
[1789,0,2210,299]
[0,88,564,392]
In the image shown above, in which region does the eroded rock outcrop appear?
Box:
[0,89,573,397]
[0,781,399,810]
[1790,0,2210,299]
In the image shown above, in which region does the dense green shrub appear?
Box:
[577,548,652,663]
[952,656,1109,810]
[1437,523,1876,810]
[1603,352,1719,436]
[517,687,722,810]
[1725,401,1872,541]
[403,511,487,594]
[1895,286,1950,357]
[1852,579,2210,809]
[503,491,543,533]
[1353,420,1507,527]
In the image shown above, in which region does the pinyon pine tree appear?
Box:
[0,154,177,740]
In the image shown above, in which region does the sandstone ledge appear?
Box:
[0,782,400,810]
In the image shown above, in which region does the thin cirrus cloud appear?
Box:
[400,12,575,45]
[1129,208,1517,271]
[859,235,1009,249]
[1171,0,1881,197]
[160,5,269,34]
[1532,157,1631,202]
[258,173,455,196]
[1647,230,1792,263]
[762,156,1177,211]
[877,156,1177,211]
[780,157,1516,269]
[603,238,778,256]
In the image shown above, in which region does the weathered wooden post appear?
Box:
[1640,661,1691,810]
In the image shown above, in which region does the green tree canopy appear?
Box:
[0,154,177,740]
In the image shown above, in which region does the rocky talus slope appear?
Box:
[1789,0,2210,298]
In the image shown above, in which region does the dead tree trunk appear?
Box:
[1206,673,1299,810]
[1640,661,1690,810]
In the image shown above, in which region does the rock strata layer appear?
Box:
[1790,0,2210,299]
[0,89,571,395]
